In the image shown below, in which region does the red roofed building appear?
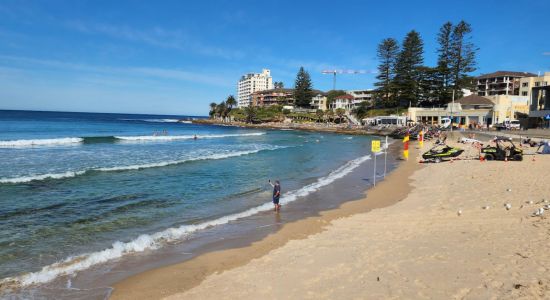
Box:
[330,94,355,111]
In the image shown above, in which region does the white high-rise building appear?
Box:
[237,69,273,107]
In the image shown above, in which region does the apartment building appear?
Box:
[251,89,327,110]
[476,71,536,96]
[237,69,273,107]
[347,89,374,102]
[521,72,550,125]
[310,93,328,111]
[251,88,294,107]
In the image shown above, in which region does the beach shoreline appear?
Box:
[110,142,419,299]
[113,135,550,299]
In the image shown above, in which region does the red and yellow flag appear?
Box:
[418,130,424,148]
[403,133,410,160]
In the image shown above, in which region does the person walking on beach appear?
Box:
[269,180,281,212]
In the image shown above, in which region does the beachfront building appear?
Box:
[251,88,294,107]
[521,72,550,127]
[237,69,273,107]
[347,89,375,107]
[250,89,327,110]
[408,94,529,127]
[476,71,536,96]
[310,92,328,111]
[329,94,355,111]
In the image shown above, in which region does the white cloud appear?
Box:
[66,21,244,60]
[0,55,233,87]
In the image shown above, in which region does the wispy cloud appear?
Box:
[543,52,550,56]
[66,21,244,60]
[0,55,234,87]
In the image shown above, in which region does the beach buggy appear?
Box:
[422,144,464,163]
[481,137,523,161]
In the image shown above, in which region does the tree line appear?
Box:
[374,20,478,108]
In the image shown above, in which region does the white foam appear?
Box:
[95,148,274,172]
[0,138,83,148]
[115,132,265,141]
[0,154,370,288]
[119,118,182,123]
[0,146,280,184]
[0,171,86,184]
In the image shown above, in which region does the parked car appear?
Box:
[504,120,521,130]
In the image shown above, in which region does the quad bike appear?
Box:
[481,137,523,161]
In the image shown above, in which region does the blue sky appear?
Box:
[0,0,549,116]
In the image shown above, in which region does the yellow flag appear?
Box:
[403,149,409,159]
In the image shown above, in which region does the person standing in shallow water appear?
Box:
[269,180,281,212]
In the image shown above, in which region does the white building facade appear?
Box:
[237,69,273,107]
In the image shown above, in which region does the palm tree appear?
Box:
[216,101,227,120]
[226,95,237,109]
[209,102,217,118]
[244,106,257,124]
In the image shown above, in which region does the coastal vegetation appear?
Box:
[209,20,478,124]
[374,20,478,108]
[293,67,314,108]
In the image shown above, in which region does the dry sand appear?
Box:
[113,141,550,299]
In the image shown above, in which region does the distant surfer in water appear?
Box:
[269,180,281,212]
[193,135,198,140]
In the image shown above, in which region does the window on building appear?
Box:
[544,82,548,86]
[535,82,541,87]
[522,91,528,96]
[522,82,528,87]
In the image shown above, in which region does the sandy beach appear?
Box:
[112,139,550,299]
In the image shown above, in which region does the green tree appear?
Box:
[325,90,347,109]
[216,101,227,119]
[435,22,453,104]
[449,20,478,98]
[315,109,324,123]
[274,81,284,89]
[374,38,399,108]
[394,30,424,107]
[416,66,441,105]
[353,101,370,119]
[209,102,217,118]
[293,67,314,108]
[325,109,334,122]
[225,95,236,109]
[335,108,346,123]
[244,106,257,124]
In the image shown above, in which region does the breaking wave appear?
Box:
[0,138,83,148]
[0,133,265,148]
[0,145,281,184]
[0,154,371,288]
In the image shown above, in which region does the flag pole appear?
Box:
[384,135,388,178]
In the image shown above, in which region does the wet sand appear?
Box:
[110,147,420,299]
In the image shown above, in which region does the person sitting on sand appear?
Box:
[269,180,281,212]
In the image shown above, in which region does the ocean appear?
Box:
[0,110,395,299]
